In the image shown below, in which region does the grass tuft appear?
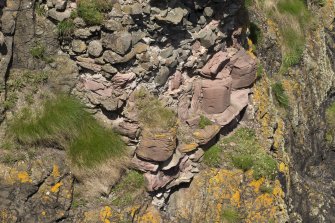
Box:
[199,115,212,129]
[272,82,289,108]
[134,87,176,129]
[203,144,222,167]
[8,95,125,167]
[221,207,241,223]
[205,128,278,179]
[76,0,113,25]
[111,170,144,207]
[57,19,75,38]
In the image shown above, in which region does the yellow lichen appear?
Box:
[249,177,265,193]
[17,171,32,183]
[50,182,63,193]
[99,206,112,223]
[52,164,60,178]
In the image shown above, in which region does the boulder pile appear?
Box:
[2,0,257,207]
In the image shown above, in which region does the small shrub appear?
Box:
[221,207,241,223]
[232,154,253,171]
[35,2,46,16]
[249,22,262,45]
[222,128,278,180]
[272,82,289,108]
[325,102,335,144]
[252,154,277,180]
[199,115,212,129]
[260,185,273,194]
[256,64,264,80]
[30,43,46,59]
[57,19,75,38]
[76,0,113,25]
[134,88,176,129]
[111,170,144,207]
[8,95,125,167]
[203,144,222,167]
[30,43,54,63]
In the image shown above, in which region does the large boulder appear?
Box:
[136,128,177,162]
[201,78,232,114]
[102,32,132,55]
[229,49,257,89]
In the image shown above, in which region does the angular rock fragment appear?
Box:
[193,124,221,145]
[136,128,177,162]
[102,32,132,55]
[132,155,159,172]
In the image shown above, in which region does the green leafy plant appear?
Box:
[232,154,254,171]
[30,43,46,59]
[199,115,212,129]
[203,144,222,167]
[260,184,273,194]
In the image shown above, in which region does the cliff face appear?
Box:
[0,0,334,222]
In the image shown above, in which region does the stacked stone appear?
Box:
[41,0,257,207]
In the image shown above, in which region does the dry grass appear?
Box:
[72,156,130,198]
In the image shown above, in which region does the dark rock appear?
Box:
[88,40,103,57]
[102,32,132,55]
[154,66,170,86]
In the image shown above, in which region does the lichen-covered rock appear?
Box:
[87,40,103,57]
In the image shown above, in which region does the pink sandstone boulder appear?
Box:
[229,49,257,89]
[201,78,232,114]
[192,124,221,145]
[201,51,229,77]
[131,155,159,172]
[136,128,177,162]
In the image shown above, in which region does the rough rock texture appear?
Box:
[0,0,304,222]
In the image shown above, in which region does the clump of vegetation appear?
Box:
[8,95,125,167]
[198,115,212,129]
[260,184,273,194]
[4,70,49,110]
[221,207,241,223]
[203,144,222,167]
[134,87,176,129]
[57,19,75,38]
[231,154,254,171]
[30,42,54,63]
[111,170,145,207]
[205,128,278,179]
[35,2,46,16]
[76,0,113,25]
[253,0,310,71]
[256,64,264,80]
[272,82,289,108]
[249,22,262,45]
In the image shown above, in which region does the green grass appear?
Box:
[30,43,54,63]
[277,0,309,18]
[30,43,46,59]
[111,170,144,207]
[249,22,262,45]
[35,2,46,16]
[8,95,125,167]
[134,88,176,129]
[76,0,113,25]
[231,154,254,171]
[272,82,289,108]
[260,185,273,194]
[199,115,212,129]
[57,19,75,38]
[221,207,241,223]
[211,128,278,180]
[203,144,222,167]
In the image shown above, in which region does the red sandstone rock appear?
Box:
[201,78,232,114]
[131,155,159,172]
[136,128,177,162]
[201,51,229,77]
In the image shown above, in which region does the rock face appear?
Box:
[0,0,272,222]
